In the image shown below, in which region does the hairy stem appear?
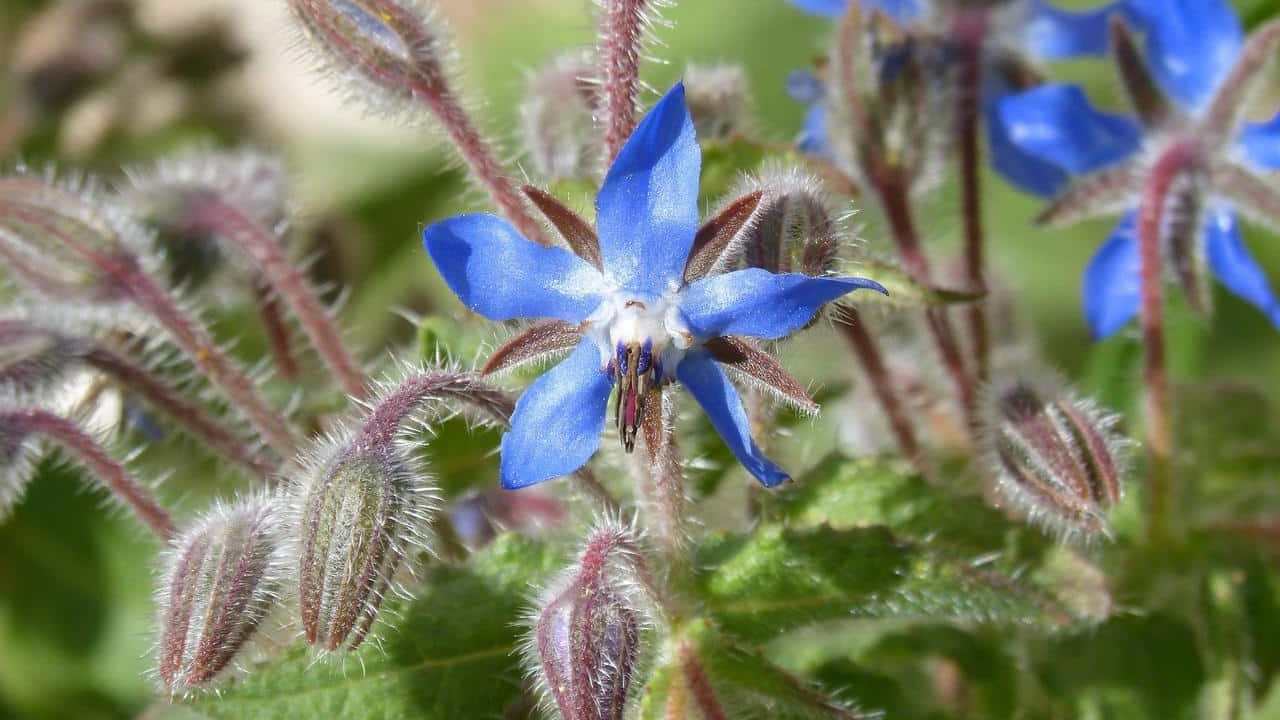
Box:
[123,267,300,459]
[252,276,301,382]
[954,8,990,382]
[83,346,276,479]
[1138,142,1193,544]
[640,388,688,560]
[599,0,649,165]
[3,409,175,538]
[190,197,368,399]
[871,170,978,431]
[679,646,729,720]
[834,308,927,475]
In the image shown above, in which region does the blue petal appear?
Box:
[1206,206,1280,327]
[1237,113,1280,171]
[424,214,606,323]
[984,81,1068,197]
[789,0,921,22]
[676,350,789,488]
[596,83,701,295]
[786,69,825,105]
[798,102,831,157]
[500,339,613,489]
[995,85,1143,176]
[1082,212,1141,340]
[680,269,887,341]
[1125,0,1242,111]
[1019,0,1124,60]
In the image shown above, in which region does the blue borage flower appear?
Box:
[995,0,1280,339]
[424,84,886,490]
[787,0,1125,196]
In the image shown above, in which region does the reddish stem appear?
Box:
[872,171,978,431]
[4,409,175,538]
[252,276,301,382]
[679,646,729,720]
[123,267,300,459]
[954,8,990,382]
[1138,142,1194,542]
[82,346,275,479]
[641,388,687,557]
[835,309,927,474]
[600,0,649,165]
[190,197,368,399]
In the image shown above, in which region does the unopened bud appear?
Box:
[286,0,453,119]
[981,376,1129,540]
[529,524,646,720]
[0,413,38,517]
[519,53,599,181]
[0,174,152,307]
[734,163,843,277]
[292,442,430,651]
[156,496,285,693]
[827,6,951,194]
[122,150,290,288]
[684,63,751,141]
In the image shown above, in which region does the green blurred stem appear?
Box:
[954,8,991,383]
[1138,142,1192,544]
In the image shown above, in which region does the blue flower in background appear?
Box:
[787,0,1125,197]
[996,0,1280,339]
[424,84,886,490]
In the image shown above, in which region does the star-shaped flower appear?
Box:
[787,0,1125,196]
[995,0,1280,338]
[423,84,885,489]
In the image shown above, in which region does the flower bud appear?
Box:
[519,52,599,181]
[0,174,152,308]
[733,163,842,277]
[684,63,751,141]
[291,441,431,651]
[286,0,453,120]
[981,376,1129,540]
[0,413,38,517]
[155,496,285,693]
[528,525,646,720]
[827,6,952,195]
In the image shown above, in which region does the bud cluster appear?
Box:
[519,52,600,182]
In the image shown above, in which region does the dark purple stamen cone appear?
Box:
[532,527,644,720]
[982,377,1129,540]
[156,497,284,693]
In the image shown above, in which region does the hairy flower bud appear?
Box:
[684,63,751,141]
[734,163,843,277]
[292,443,428,651]
[0,174,152,308]
[519,52,599,181]
[287,0,452,120]
[827,5,952,195]
[0,317,85,400]
[981,376,1129,540]
[156,496,286,693]
[527,524,648,720]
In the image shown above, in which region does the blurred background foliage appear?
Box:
[3,0,1280,718]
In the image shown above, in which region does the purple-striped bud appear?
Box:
[733,164,842,277]
[981,376,1129,540]
[684,63,751,141]
[155,496,285,694]
[527,525,646,720]
[291,440,432,652]
[0,174,153,309]
[286,0,453,120]
[519,52,599,181]
[0,317,85,400]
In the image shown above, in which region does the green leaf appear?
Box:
[694,523,1053,643]
[698,137,768,202]
[776,454,1030,557]
[190,534,562,720]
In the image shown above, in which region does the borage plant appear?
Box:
[2,0,1280,719]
